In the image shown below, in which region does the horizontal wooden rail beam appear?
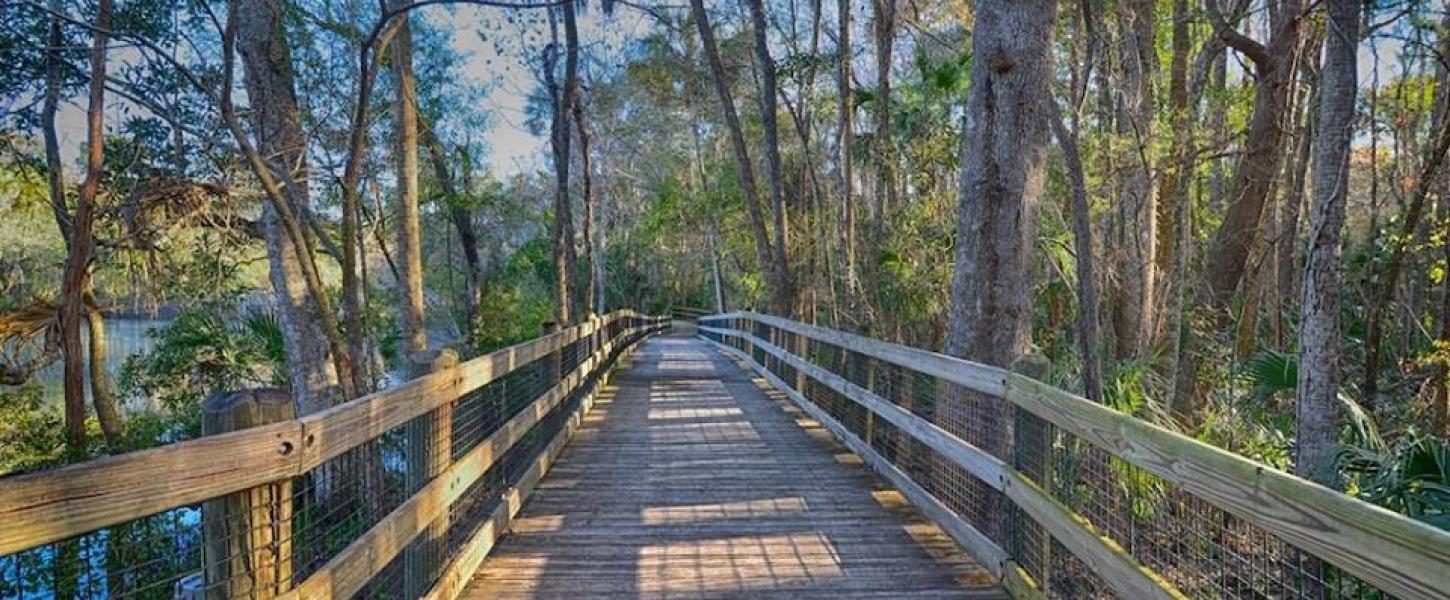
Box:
[703,313,1450,600]
[702,327,1180,599]
[288,323,659,599]
[0,311,662,557]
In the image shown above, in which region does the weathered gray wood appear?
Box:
[1004,373,1450,600]
[286,324,652,600]
[707,337,1010,577]
[201,389,297,599]
[403,348,460,598]
[699,325,1008,490]
[0,415,302,555]
[458,334,1004,599]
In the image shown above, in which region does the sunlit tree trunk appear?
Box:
[943,0,1057,546]
[236,0,341,415]
[1296,0,1359,486]
[836,0,858,320]
[58,0,122,454]
[572,78,601,317]
[390,0,428,358]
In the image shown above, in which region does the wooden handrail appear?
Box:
[700,313,1450,600]
[0,310,664,558]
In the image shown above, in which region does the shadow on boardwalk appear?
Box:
[462,329,1005,599]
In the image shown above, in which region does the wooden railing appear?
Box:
[700,312,1450,600]
[0,310,668,599]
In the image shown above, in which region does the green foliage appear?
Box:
[0,385,67,474]
[118,305,288,434]
[1342,432,1450,530]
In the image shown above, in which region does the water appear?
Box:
[26,318,169,412]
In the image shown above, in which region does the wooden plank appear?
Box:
[0,420,302,555]
[700,326,1008,491]
[703,312,1009,396]
[1004,373,1450,600]
[1001,471,1185,600]
[287,326,650,600]
[459,335,1002,599]
[709,329,1184,599]
[999,561,1046,600]
[423,335,646,600]
[706,337,1010,577]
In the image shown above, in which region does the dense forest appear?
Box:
[1,0,1448,534]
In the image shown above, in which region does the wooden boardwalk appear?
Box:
[462,328,1004,599]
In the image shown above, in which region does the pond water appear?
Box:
[26,318,170,412]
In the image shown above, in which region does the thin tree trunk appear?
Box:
[42,0,84,454]
[1052,108,1104,402]
[942,0,1058,547]
[424,128,483,342]
[837,0,858,319]
[746,0,793,309]
[390,0,428,358]
[689,0,790,316]
[870,0,896,227]
[85,291,122,444]
[1296,0,1359,486]
[1110,0,1156,359]
[571,76,600,317]
[1361,85,1450,407]
[59,0,118,455]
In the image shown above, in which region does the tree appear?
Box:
[1295,0,1359,486]
[1109,0,1156,359]
[942,0,1058,546]
[689,0,792,316]
[235,0,342,415]
[56,0,122,454]
[390,0,429,361]
[746,0,792,311]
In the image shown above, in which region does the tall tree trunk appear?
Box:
[85,291,122,444]
[1202,1,1305,310]
[236,0,341,415]
[942,0,1057,546]
[870,0,897,226]
[1156,0,1189,386]
[1296,0,1359,486]
[1110,0,1156,359]
[746,0,793,309]
[1052,108,1104,402]
[836,0,858,319]
[390,0,428,357]
[571,77,601,317]
[59,0,122,454]
[689,0,790,316]
[42,0,84,454]
[545,5,581,325]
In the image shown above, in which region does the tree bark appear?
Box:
[235,0,341,415]
[689,0,791,316]
[544,5,581,326]
[571,77,601,317]
[1202,0,1305,310]
[390,0,428,357]
[836,0,858,319]
[423,126,483,342]
[746,0,793,309]
[1296,0,1359,486]
[1051,108,1104,402]
[870,0,897,226]
[942,0,1057,546]
[58,0,118,454]
[1110,0,1156,359]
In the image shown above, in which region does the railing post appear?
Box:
[1009,353,1052,588]
[200,389,295,600]
[403,348,460,597]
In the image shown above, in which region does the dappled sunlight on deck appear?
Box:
[461,332,1002,599]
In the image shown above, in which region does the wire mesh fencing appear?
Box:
[0,312,666,600]
[699,314,1407,600]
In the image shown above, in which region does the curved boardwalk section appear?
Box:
[462,330,1004,599]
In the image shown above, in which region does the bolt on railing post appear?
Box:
[402,348,460,598]
[199,388,295,600]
